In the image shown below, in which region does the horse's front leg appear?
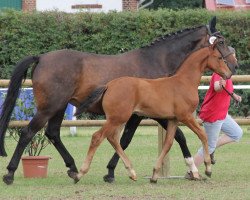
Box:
[183,116,212,177]
[150,119,177,183]
[104,114,143,183]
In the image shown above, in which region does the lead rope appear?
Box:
[221,85,240,107]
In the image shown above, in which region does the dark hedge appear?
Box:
[0,9,249,116]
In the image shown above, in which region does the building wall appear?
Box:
[1,0,139,12]
[22,0,36,12]
[123,0,138,11]
[205,0,250,11]
[36,0,123,13]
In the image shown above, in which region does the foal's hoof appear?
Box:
[3,174,14,185]
[150,178,158,184]
[185,172,206,181]
[103,174,115,183]
[129,175,137,181]
[205,171,212,178]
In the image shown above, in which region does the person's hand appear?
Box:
[233,93,242,103]
[219,78,226,88]
[214,78,226,91]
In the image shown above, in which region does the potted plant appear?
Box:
[8,90,51,178]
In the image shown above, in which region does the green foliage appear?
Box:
[7,91,50,156]
[0,9,249,78]
[0,9,249,116]
[9,127,50,156]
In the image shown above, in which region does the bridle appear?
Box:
[198,26,240,107]
[206,25,234,59]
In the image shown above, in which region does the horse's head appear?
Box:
[207,37,238,79]
[206,17,239,76]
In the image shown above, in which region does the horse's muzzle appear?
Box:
[227,62,238,75]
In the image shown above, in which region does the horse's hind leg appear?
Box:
[45,107,78,180]
[183,116,212,177]
[75,123,110,183]
[150,120,177,183]
[3,112,49,185]
[104,114,143,183]
[156,119,199,179]
[107,125,137,181]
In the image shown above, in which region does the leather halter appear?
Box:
[206,25,233,59]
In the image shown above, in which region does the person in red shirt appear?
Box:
[186,47,243,179]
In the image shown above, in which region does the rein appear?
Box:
[221,85,234,98]
[222,85,240,107]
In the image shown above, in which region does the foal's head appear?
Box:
[207,36,238,79]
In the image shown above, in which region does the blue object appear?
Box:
[0,88,74,120]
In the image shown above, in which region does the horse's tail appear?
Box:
[74,86,107,116]
[0,56,39,157]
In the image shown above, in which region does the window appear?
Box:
[216,0,235,6]
[0,0,22,10]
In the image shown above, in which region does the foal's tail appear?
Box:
[74,86,107,116]
[0,56,39,156]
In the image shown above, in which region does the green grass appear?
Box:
[0,126,250,200]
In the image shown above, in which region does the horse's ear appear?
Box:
[209,16,217,34]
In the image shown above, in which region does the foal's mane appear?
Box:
[143,25,205,48]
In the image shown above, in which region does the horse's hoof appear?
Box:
[129,175,137,181]
[74,177,80,184]
[205,171,212,178]
[103,174,115,183]
[67,170,78,180]
[185,172,206,181]
[3,174,14,185]
[150,178,157,184]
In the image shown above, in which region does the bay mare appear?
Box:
[73,40,237,183]
[0,17,235,185]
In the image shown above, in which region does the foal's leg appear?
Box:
[104,114,143,183]
[150,120,177,183]
[75,123,113,183]
[3,112,49,185]
[107,125,137,181]
[45,107,78,180]
[183,116,212,177]
[154,119,193,157]
[156,119,199,179]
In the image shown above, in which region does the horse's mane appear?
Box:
[143,25,205,48]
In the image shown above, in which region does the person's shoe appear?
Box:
[210,151,216,165]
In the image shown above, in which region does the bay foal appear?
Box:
[73,38,237,183]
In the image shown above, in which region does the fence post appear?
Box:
[158,124,170,177]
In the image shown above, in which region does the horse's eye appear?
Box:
[219,41,224,45]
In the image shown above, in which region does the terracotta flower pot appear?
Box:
[21,156,51,178]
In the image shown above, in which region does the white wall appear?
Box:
[36,0,122,13]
